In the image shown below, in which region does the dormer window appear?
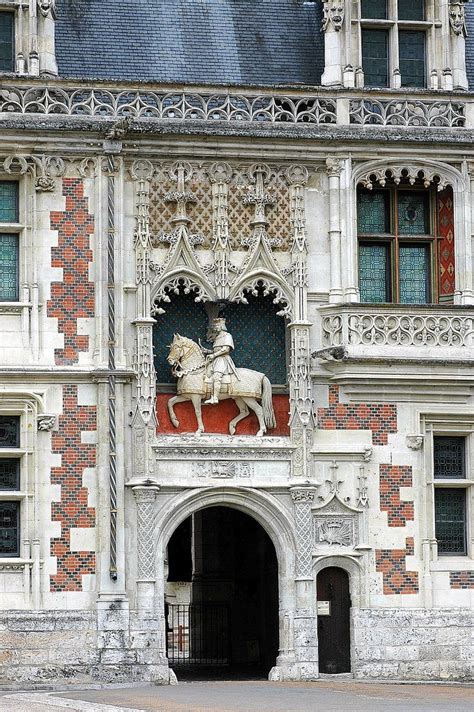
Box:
[360,0,428,88]
[0,11,14,73]
[321,0,468,91]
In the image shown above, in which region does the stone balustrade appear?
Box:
[0,80,472,130]
[320,304,474,357]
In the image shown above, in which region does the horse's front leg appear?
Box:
[191,394,205,436]
[167,394,188,428]
[229,397,250,436]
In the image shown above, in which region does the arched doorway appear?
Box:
[317,567,351,674]
[165,506,279,679]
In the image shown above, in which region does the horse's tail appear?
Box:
[262,376,276,430]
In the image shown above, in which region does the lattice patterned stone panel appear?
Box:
[317,385,397,446]
[376,538,419,595]
[380,464,414,527]
[350,99,465,127]
[149,172,175,241]
[47,179,95,365]
[50,385,96,592]
[450,571,474,589]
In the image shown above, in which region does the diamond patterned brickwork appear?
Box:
[376,538,419,595]
[48,179,95,365]
[50,385,96,592]
[380,464,414,527]
[149,173,175,239]
[318,385,397,446]
[437,187,455,301]
[450,571,474,589]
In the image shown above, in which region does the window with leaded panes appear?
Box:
[0,416,21,558]
[0,182,19,302]
[433,436,469,557]
[360,0,428,88]
[0,12,14,73]
[357,185,440,304]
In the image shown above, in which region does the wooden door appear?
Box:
[317,567,351,674]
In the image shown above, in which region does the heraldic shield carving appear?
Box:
[167,315,277,437]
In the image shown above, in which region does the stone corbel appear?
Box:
[37,414,57,432]
[406,435,424,451]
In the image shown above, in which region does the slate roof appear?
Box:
[55,0,474,90]
[55,0,323,87]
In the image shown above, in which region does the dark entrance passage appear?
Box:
[317,567,351,674]
[165,506,279,679]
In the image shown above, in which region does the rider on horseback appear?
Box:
[202,317,239,405]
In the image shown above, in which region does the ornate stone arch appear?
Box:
[229,271,294,319]
[156,486,297,577]
[151,486,299,679]
[349,158,473,305]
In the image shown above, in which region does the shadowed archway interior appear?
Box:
[165,506,279,680]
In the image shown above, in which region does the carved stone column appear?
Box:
[286,167,315,480]
[37,0,58,76]
[208,162,233,300]
[290,487,319,677]
[131,160,157,482]
[326,157,343,303]
[132,484,160,610]
[320,0,346,86]
[449,1,469,90]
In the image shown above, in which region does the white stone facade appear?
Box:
[0,1,472,685]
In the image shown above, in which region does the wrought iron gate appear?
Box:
[166,603,231,666]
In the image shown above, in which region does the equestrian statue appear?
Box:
[167,317,276,436]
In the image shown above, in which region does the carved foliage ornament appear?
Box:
[321,0,345,32]
[449,2,467,37]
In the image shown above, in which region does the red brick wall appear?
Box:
[317,385,397,445]
[450,571,474,589]
[48,179,95,365]
[50,385,96,592]
[380,464,414,527]
[376,538,419,595]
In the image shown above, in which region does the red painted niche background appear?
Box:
[156,394,290,436]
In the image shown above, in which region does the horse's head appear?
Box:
[167,334,184,367]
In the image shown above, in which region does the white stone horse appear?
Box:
[167,334,276,436]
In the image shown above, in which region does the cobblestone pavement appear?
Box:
[1,680,473,712]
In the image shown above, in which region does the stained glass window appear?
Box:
[359,243,390,303]
[0,460,19,490]
[435,489,467,555]
[398,0,425,21]
[434,437,465,480]
[0,235,18,301]
[0,417,19,448]
[362,30,389,87]
[357,191,390,234]
[153,290,287,385]
[397,191,429,235]
[399,31,426,88]
[0,12,14,73]
[361,0,387,19]
[0,183,18,223]
[399,244,429,303]
[0,502,19,556]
